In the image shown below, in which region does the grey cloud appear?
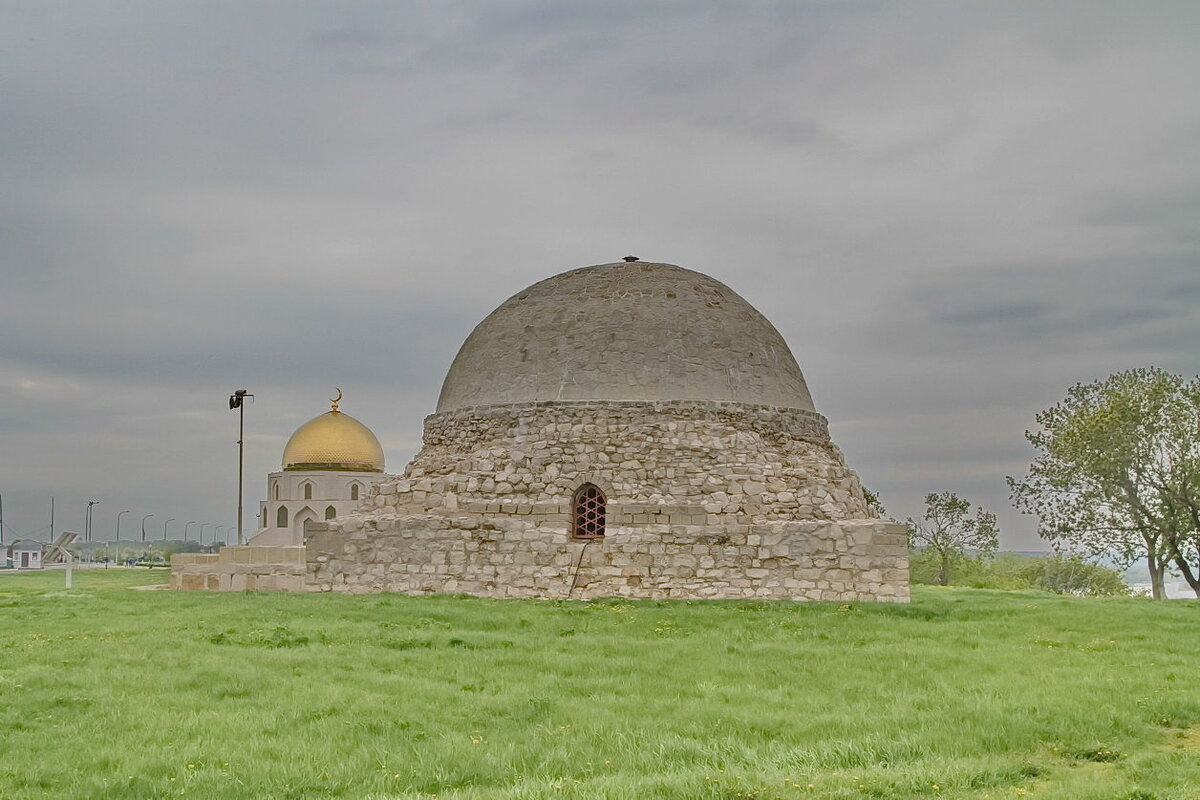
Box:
[2,1,1199,553]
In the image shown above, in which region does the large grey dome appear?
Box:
[436,261,816,413]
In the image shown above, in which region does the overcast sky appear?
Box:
[2,1,1198,550]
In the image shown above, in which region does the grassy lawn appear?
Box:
[0,570,1197,799]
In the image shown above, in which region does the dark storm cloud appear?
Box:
[2,0,1198,550]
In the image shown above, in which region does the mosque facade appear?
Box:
[172,259,908,601]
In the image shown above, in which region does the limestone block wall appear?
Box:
[170,547,306,591]
[366,401,871,523]
[305,513,909,602]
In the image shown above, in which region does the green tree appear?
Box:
[1008,368,1200,599]
[906,492,999,586]
[1020,554,1128,597]
[862,487,888,518]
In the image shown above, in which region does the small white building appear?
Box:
[5,539,44,570]
[248,394,385,547]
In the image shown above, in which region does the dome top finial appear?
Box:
[331,387,342,413]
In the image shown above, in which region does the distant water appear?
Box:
[1128,581,1195,599]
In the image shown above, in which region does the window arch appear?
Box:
[277,505,289,528]
[349,483,360,501]
[325,505,336,520]
[302,482,313,500]
[273,482,279,500]
[572,484,606,539]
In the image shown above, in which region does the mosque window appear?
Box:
[325,505,336,520]
[273,483,279,500]
[350,483,360,501]
[572,484,606,539]
[303,482,313,500]
[277,506,289,528]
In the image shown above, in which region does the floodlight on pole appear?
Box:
[229,389,253,546]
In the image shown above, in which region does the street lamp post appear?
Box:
[184,521,196,541]
[116,509,130,542]
[163,518,175,540]
[229,389,253,546]
[141,513,154,542]
[199,524,209,546]
[86,500,100,543]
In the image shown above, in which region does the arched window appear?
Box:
[277,505,289,528]
[273,482,279,500]
[350,483,360,501]
[303,482,313,500]
[325,505,336,520]
[572,484,606,539]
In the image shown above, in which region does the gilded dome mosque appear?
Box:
[281,393,385,473]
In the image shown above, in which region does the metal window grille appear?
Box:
[573,484,606,539]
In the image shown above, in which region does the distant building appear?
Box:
[5,539,44,570]
[247,392,385,547]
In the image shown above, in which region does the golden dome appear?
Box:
[281,398,384,473]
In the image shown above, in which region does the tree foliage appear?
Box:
[1008,367,1200,599]
[908,550,1128,596]
[906,492,999,586]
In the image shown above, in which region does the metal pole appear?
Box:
[141,513,153,542]
[238,400,245,545]
[230,388,252,546]
[116,509,130,542]
[163,518,174,540]
[0,492,4,546]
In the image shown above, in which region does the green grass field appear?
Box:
[0,569,1197,800]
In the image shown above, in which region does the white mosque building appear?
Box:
[248,392,385,547]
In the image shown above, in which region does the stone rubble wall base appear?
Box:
[364,401,873,524]
[304,515,910,602]
[169,546,306,592]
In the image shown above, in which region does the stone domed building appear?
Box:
[306,259,908,601]
[248,393,385,547]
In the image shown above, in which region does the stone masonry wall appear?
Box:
[363,401,871,523]
[306,514,909,602]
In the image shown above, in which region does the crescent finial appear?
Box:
[331,387,342,412]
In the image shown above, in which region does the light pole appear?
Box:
[141,513,154,542]
[163,518,175,540]
[116,509,130,543]
[184,521,196,541]
[229,389,253,546]
[86,500,100,543]
[199,523,209,546]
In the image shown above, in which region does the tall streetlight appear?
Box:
[198,523,209,545]
[229,389,253,546]
[184,521,196,541]
[163,518,175,540]
[85,500,100,543]
[115,509,130,543]
[141,513,154,542]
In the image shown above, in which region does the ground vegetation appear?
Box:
[1,570,1197,799]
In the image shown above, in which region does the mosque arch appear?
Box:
[572,483,606,539]
[273,482,279,500]
[302,482,313,500]
[276,505,288,528]
[349,482,361,501]
[325,505,337,520]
